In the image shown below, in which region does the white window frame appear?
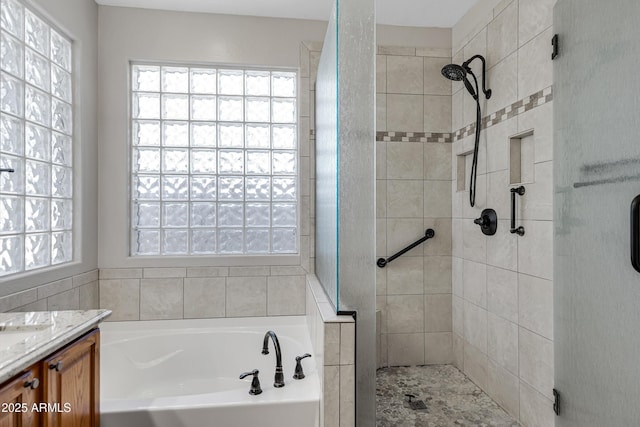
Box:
[0,0,75,278]
[129,62,300,257]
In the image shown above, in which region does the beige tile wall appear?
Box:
[451,0,555,426]
[376,45,454,367]
[306,274,355,427]
[0,270,99,313]
[99,267,307,321]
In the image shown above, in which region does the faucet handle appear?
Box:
[239,369,262,395]
[293,353,312,380]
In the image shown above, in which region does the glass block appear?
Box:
[190,95,216,121]
[190,176,216,200]
[24,10,48,56]
[51,165,72,198]
[271,98,296,123]
[51,231,72,264]
[0,155,22,194]
[25,232,49,270]
[272,72,296,97]
[133,175,160,200]
[245,97,270,122]
[162,121,188,146]
[0,235,23,276]
[25,160,50,196]
[162,148,188,173]
[191,149,216,174]
[218,176,243,200]
[272,177,296,200]
[51,65,71,102]
[272,228,297,253]
[51,99,71,134]
[218,150,244,174]
[161,175,188,200]
[162,94,189,120]
[133,93,159,119]
[50,30,71,72]
[245,203,270,227]
[218,69,243,95]
[245,124,270,148]
[51,198,72,230]
[25,48,49,91]
[218,96,243,122]
[25,197,49,231]
[25,85,50,126]
[132,64,160,92]
[133,229,159,255]
[0,0,23,39]
[0,72,23,115]
[245,177,270,200]
[133,202,159,228]
[25,123,50,161]
[191,122,215,147]
[51,133,71,166]
[272,124,297,149]
[218,228,243,253]
[133,148,159,173]
[0,196,22,234]
[246,150,270,175]
[218,203,243,227]
[161,66,188,93]
[191,229,215,254]
[1,113,23,155]
[1,31,23,77]
[245,71,270,96]
[133,121,160,146]
[190,68,216,94]
[190,202,216,227]
[272,203,296,227]
[162,202,188,227]
[162,229,188,255]
[272,151,296,175]
[218,123,243,147]
[162,122,189,147]
[245,228,269,253]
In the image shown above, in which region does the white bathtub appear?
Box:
[100,316,320,427]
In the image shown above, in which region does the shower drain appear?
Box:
[404,394,429,411]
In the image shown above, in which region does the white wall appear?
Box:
[0,0,99,298]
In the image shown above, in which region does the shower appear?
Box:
[441,55,491,207]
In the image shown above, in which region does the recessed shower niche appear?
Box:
[509,129,535,185]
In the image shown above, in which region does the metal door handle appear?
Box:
[631,195,640,273]
[510,186,525,236]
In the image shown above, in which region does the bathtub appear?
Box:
[100,316,320,427]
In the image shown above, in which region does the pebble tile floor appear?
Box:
[376,365,520,426]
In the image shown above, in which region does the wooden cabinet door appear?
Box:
[0,367,41,427]
[42,329,99,427]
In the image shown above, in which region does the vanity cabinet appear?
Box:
[0,328,99,427]
[0,366,41,427]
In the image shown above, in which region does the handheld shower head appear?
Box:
[441,63,478,99]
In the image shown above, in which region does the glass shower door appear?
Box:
[554,1,640,425]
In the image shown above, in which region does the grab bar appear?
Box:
[377,229,435,268]
[510,186,525,236]
[631,195,640,273]
[0,168,15,173]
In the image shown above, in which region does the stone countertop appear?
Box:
[0,309,111,384]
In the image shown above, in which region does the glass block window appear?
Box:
[0,0,74,277]
[131,64,298,255]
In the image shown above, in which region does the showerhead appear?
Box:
[441,64,467,81]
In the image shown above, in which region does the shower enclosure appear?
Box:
[554,0,640,425]
[315,0,376,424]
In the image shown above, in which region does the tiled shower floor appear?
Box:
[376,365,520,426]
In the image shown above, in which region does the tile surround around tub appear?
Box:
[0,270,99,313]
[99,267,306,321]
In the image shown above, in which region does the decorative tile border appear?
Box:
[371,86,553,144]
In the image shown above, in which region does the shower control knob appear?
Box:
[474,209,498,236]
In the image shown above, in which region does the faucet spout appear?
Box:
[262,330,284,388]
